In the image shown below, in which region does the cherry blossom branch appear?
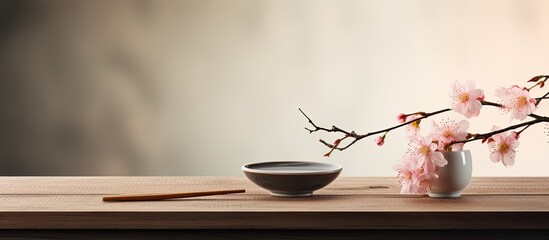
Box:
[302,97,547,156]
[529,75,549,105]
[528,75,549,91]
[302,76,549,157]
[453,116,549,145]
[300,108,452,156]
[517,124,532,135]
[300,99,512,155]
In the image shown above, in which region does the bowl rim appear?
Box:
[241,161,342,176]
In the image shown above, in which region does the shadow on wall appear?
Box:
[0,0,176,175]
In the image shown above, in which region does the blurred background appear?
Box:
[0,0,548,176]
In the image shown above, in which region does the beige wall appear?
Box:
[1,0,548,176]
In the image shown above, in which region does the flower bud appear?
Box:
[510,131,519,139]
[528,76,543,82]
[396,113,406,123]
[375,136,385,146]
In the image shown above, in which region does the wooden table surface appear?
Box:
[1,176,549,231]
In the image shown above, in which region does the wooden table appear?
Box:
[1,177,549,239]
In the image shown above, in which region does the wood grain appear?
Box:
[1,177,549,229]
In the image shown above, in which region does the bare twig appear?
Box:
[517,124,532,135]
[480,100,502,108]
[536,91,549,106]
[299,108,350,135]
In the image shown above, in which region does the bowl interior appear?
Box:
[243,161,341,175]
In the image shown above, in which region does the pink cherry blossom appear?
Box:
[374,136,385,146]
[429,119,470,151]
[393,157,436,194]
[495,85,537,121]
[450,80,484,118]
[487,126,520,167]
[407,135,448,173]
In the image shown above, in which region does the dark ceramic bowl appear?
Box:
[242,161,342,197]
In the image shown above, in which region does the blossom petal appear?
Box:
[429,143,438,152]
[456,120,470,132]
[502,150,516,167]
[451,143,464,151]
[470,89,484,99]
[431,152,448,167]
[489,151,502,163]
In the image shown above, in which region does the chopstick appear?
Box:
[102,189,245,202]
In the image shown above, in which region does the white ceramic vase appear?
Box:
[428,150,473,198]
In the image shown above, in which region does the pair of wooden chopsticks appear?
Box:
[103,189,245,202]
